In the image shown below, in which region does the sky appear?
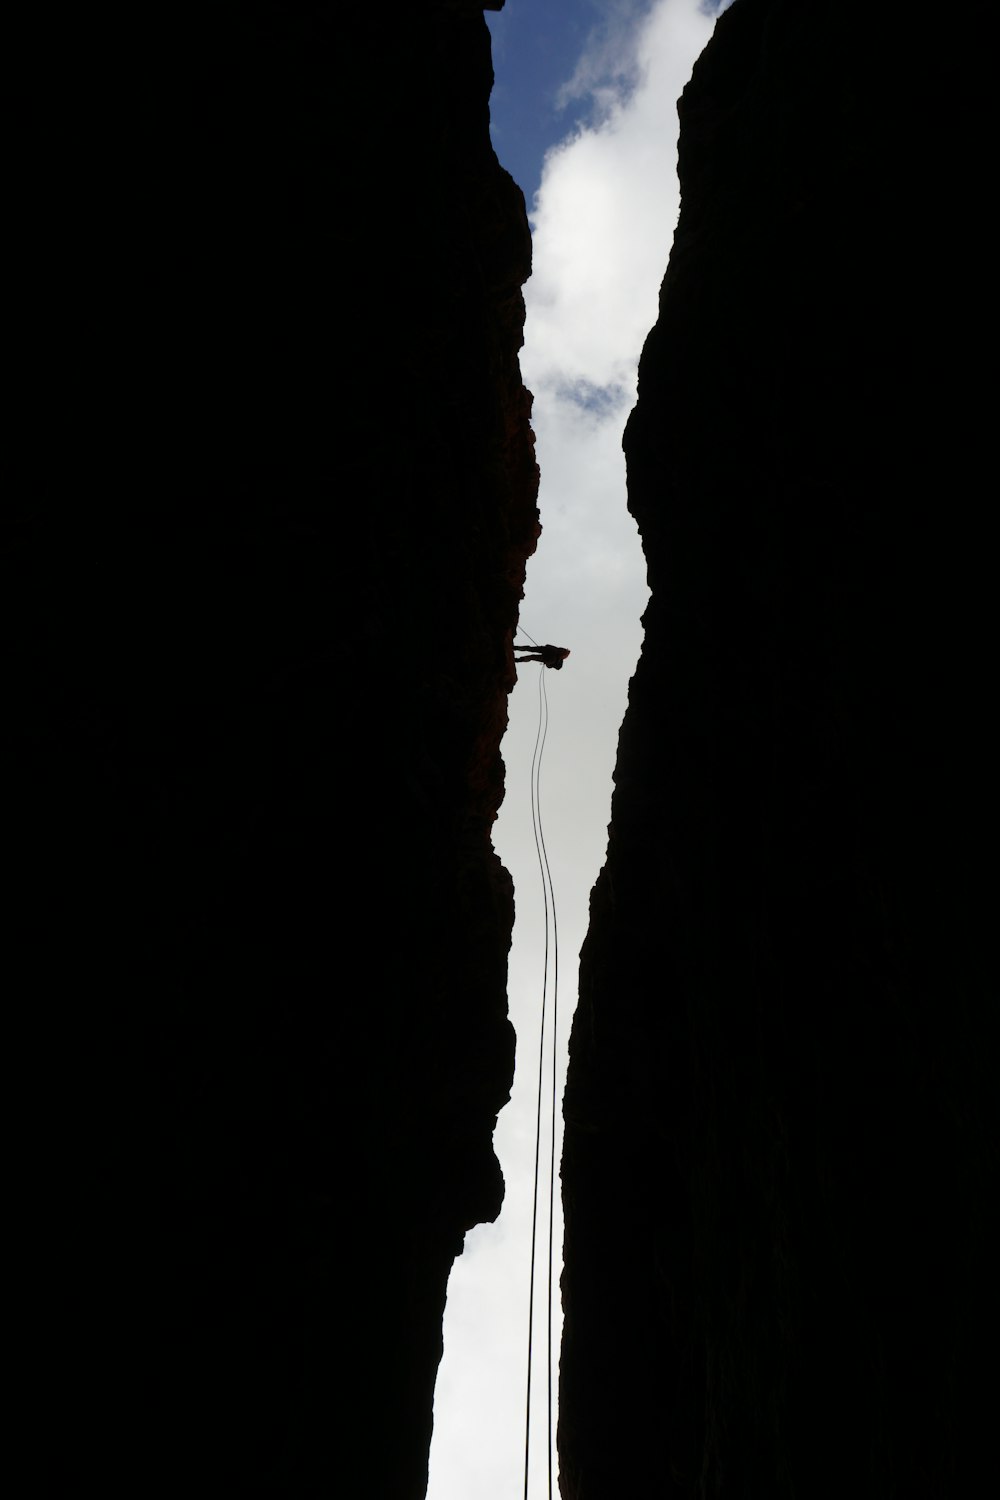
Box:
[427,5,727,1497]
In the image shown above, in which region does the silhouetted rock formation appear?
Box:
[561,1,994,1495]
[9,3,536,1492]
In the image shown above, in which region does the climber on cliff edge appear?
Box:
[514,641,571,670]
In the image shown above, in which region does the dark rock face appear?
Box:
[9,3,536,1492]
[561,2,993,1496]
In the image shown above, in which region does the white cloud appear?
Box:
[524,0,715,402]
[555,0,651,114]
[428,7,716,1498]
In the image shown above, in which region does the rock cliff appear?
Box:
[561,1,994,1495]
[8,3,536,1492]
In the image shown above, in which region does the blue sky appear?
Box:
[428,6,722,1498]
[486,0,598,205]
[487,0,733,205]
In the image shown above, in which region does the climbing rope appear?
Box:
[518,626,559,1500]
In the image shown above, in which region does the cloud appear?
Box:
[524,0,716,405]
[554,0,655,116]
[428,8,717,1498]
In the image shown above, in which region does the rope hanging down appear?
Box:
[518,626,560,1500]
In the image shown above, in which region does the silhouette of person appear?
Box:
[514,643,571,670]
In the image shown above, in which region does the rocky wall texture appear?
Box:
[560,2,994,1495]
[8,3,536,1492]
